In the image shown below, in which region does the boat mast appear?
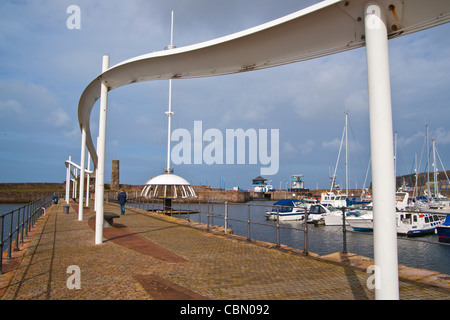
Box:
[426,125,431,201]
[329,112,349,195]
[394,131,397,190]
[433,139,438,197]
[345,112,348,196]
[362,157,371,197]
[413,152,418,198]
[330,113,346,193]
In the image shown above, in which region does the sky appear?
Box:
[0,0,449,191]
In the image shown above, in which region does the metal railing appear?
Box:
[116,196,316,254]
[0,195,54,274]
[116,195,450,255]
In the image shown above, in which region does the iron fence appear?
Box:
[0,195,54,274]
[113,194,449,256]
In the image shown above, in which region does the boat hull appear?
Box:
[436,225,450,243]
[404,228,438,237]
[346,218,373,232]
[324,213,349,226]
[265,212,305,221]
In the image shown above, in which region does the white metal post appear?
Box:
[95,55,110,245]
[73,168,77,199]
[65,155,71,204]
[364,2,399,300]
[86,153,90,207]
[166,79,174,171]
[78,127,86,220]
[95,136,100,213]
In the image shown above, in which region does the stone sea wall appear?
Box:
[0,183,65,203]
[196,190,250,203]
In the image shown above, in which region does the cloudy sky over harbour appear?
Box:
[1,0,449,190]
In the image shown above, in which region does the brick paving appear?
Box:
[0,201,449,301]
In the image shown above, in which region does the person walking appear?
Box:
[117,188,127,215]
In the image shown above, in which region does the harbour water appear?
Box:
[0,203,23,215]
[132,200,450,275]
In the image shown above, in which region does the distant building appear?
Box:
[291,175,304,190]
[252,176,273,192]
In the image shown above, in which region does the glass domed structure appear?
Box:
[141,169,196,200]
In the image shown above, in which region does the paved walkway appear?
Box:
[1,201,449,300]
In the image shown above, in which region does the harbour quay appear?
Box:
[1,201,449,301]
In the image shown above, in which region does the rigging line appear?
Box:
[416,131,427,193]
[347,116,366,181]
[435,145,450,184]
[362,156,371,191]
[395,137,409,177]
[407,153,419,195]
[330,122,346,192]
[418,147,435,197]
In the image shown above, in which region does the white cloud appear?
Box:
[397,131,424,148]
[0,80,71,134]
[51,108,71,127]
[290,50,368,120]
[434,127,450,145]
[397,127,450,149]
[0,99,23,114]
[300,139,315,155]
[282,142,296,154]
[322,138,341,151]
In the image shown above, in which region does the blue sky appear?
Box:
[0,0,449,191]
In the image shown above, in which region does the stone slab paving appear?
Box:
[1,201,448,301]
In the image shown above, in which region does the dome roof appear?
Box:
[144,173,191,186]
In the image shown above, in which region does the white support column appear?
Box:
[73,168,77,199]
[364,2,399,300]
[78,127,86,221]
[86,153,90,207]
[65,156,71,204]
[95,136,100,213]
[95,55,110,245]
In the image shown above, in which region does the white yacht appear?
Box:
[307,204,337,225]
[320,191,347,208]
[346,207,444,236]
[265,199,307,221]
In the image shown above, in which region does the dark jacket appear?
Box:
[117,191,127,205]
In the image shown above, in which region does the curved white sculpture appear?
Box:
[79,0,450,166]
